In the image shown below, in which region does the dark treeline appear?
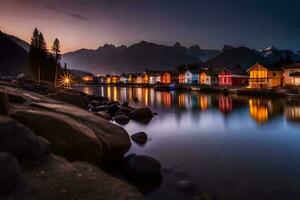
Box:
[28,28,63,83]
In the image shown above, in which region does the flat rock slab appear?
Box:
[2,155,144,200]
[0,116,49,160]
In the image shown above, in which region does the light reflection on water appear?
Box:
[78,85,300,200]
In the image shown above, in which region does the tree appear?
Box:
[52,38,61,87]
[28,28,41,80]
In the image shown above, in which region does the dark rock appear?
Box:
[48,92,89,109]
[114,115,130,125]
[153,112,158,116]
[176,179,195,191]
[194,193,216,200]
[0,116,49,160]
[133,97,139,102]
[106,104,120,117]
[131,132,148,145]
[122,154,161,178]
[3,155,144,200]
[0,152,21,193]
[0,91,9,115]
[8,93,27,103]
[122,102,129,107]
[11,109,104,166]
[91,105,110,112]
[128,107,153,123]
[115,106,135,116]
[90,100,102,107]
[95,111,111,120]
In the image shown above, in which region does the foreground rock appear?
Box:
[0,152,21,193]
[128,108,153,123]
[0,91,9,115]
[131,132,148,145]
[3,155,144,200]
[122,154,161,178]
[48,91,90,109]
[0,116,49,160]
[11,109,104,166]
[114,115,130,125]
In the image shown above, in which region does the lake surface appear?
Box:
[77,85,300,200]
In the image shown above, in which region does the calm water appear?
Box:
[78,85,300,200]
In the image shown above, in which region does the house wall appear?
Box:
[219,70,248,87]
[249,64,282,88]
[284,68,300,86]
[161,72,171,84]
[185,71,198,84]
[178,73,185,84]
[136,76,143,84]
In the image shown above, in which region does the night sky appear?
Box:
[0,0,299,52]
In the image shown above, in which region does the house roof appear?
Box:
[186,69,200,74]
[201,70,218,76]
[247,63,282,72]
[290,71,300,77]
[284,62,300,69]
[221,67,248,75]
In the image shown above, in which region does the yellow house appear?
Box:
[247,63,283,88]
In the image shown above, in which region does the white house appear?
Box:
[149,72,161,84]
[199,71,218,86]
[283,62,300,86]
[185,70,199,84]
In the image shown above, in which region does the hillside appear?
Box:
[62,41,213,74]
[204,46,270,70]
[0,31,28,76]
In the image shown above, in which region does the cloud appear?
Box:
[68,13,88,21]
[43,5,88,21]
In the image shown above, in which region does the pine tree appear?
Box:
[28,28,40,80]
[52,38,61,87]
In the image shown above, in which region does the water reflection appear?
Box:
[78,86,300,125]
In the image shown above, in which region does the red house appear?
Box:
[218,68,249,87]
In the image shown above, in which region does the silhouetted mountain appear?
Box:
[0,31,28,76]
[62,41,204,74]
[7,34,30,51]
[204,46,270,70]
[260,46,300,62]
[188,45,220,61]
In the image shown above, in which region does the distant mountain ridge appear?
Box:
[0,31,28,76]
[62,41,214,74]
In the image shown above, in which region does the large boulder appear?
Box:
[114,115,130,125]
[0,116,49,160]
[115,106,135,116]
[31,102,131,163]
[10,109,104,166]
[122,154,161,178]
[2,155,144,200]
[128,108,153,123]
[48,92,89,109]
[0,152,21,193]
[0,91,9,115]
[131,132,148,145]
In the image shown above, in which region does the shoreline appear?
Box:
[0,79,162,200]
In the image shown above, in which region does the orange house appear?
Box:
[178,72,185,84]
[142,73,149,84]
[161,72,172,84]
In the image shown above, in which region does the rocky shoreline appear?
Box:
[0,80,160,200]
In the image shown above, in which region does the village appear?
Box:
[81,62,300,96]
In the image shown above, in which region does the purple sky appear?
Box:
[1,0,299,53]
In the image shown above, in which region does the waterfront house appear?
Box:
[218,68,249,87]
[149,72,161,84]
[120,73,130,83]
[283,62,300,86]
[178,72,185,84]
[142,72,149,84]
[111,75,120,84]
[161,71,172,84]
[199,71,218,86]
[136,73,143,84]
[82,75,94,82]
[247,63,283,88]
[184,70,199,84]
[105,75,111,84]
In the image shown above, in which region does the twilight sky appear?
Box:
[0,0,299,53]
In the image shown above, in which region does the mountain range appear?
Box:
[1,30,300,76]
[0,31,29,76]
